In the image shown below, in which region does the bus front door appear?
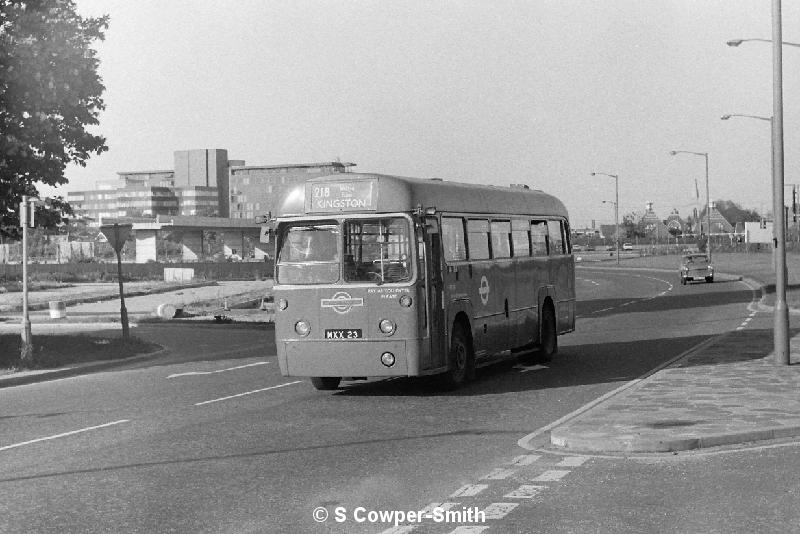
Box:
[425,220,447,369]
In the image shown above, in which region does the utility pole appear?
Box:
[20,196,33,364]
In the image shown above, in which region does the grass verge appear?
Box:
[0,335,160,372]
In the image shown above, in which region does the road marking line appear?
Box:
[531,469,571,482]
[504,485,546,499]
[447,527,489,534]
[421,502,459,513]
[509,454,541,466]
[449,484,489,498]
[194,381,302,406]
[0,420,129,452]
[167,361,269,378]
[482,468,515,480]
[556,456,588,467]
[481,502,518,519]
[379,526,418,534]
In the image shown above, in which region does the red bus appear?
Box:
[267,173,575,390]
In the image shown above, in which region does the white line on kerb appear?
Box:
[195,381,303,406]
[167,361,269,379]
[0,419,130,452]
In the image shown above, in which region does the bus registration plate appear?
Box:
[325,329,362,340]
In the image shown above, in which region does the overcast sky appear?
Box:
[56,0,800,228]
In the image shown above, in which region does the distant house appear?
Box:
[639,202,670,239]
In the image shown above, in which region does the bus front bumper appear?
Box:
[280,340,416,377]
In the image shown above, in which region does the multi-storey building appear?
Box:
[66,149,356,224]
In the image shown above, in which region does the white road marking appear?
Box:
[194,381,302,406]
[0,419,129,452]
[531,469,571,482]
[509,454,541,466]
[447,527,489,534]
[379,526,418,534]
[513,364,548,373]
[556,456,588,467]
[167,361,269,378]
[504,485,546,499]
[421,502,459,513]
[379,526,417,534]
[481,502,518,519]
[482,468,515,480]
[449,484,489,498]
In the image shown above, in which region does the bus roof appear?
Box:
[274,173,569,219]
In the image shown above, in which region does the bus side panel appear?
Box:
[468,260,515,358]
[552,256,576,333]
[512,255,538,348]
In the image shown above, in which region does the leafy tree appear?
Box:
[0,0,108,238]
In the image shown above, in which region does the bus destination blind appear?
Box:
[306,181,376,212]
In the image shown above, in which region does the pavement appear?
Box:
[3,272,800,454]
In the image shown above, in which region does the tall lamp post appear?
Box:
[591,172,619,265]
[669,151,712,262]
[727,7,794,364]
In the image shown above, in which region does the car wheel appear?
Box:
[706,276,714,283]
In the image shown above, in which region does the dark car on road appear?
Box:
[680,253,714,284]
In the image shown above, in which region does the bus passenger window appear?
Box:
[490,221,511,258]
[530,221,548,256]
[467,219,490,260]
[442,217,467,262]
[547,220,564,255]
[511,219,530,257]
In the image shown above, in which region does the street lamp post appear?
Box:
[591,172,619,265]
[727,7,792,364]
[669,151,712,262]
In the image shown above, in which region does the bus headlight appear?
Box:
[295,320,311,337]
[278,298,288,311]
[380,352,396,367]
[399,295,412,307]
[379,319,396,335]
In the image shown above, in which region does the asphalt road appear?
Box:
[0,267,774,534]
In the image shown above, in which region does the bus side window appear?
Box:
[466,219,490,260]
[442,217,467,262]
[531,220,548,256]
[511,219,530,257]
[490,221,511,258]
[547,220,564,255]
[563,220,572,253]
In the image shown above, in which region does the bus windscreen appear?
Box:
[276,217,412,285]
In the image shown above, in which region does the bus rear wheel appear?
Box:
[310,377,341,390]
[440,323,474,389]
[530,305,557,364]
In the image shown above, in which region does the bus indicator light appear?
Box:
[380,352,396,367]
[399,295,412,307]
[278,298,288,311]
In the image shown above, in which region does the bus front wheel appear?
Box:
[310,377,341,390]
[440,323,474,389]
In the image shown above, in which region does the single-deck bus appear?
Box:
[267,173,575,390]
